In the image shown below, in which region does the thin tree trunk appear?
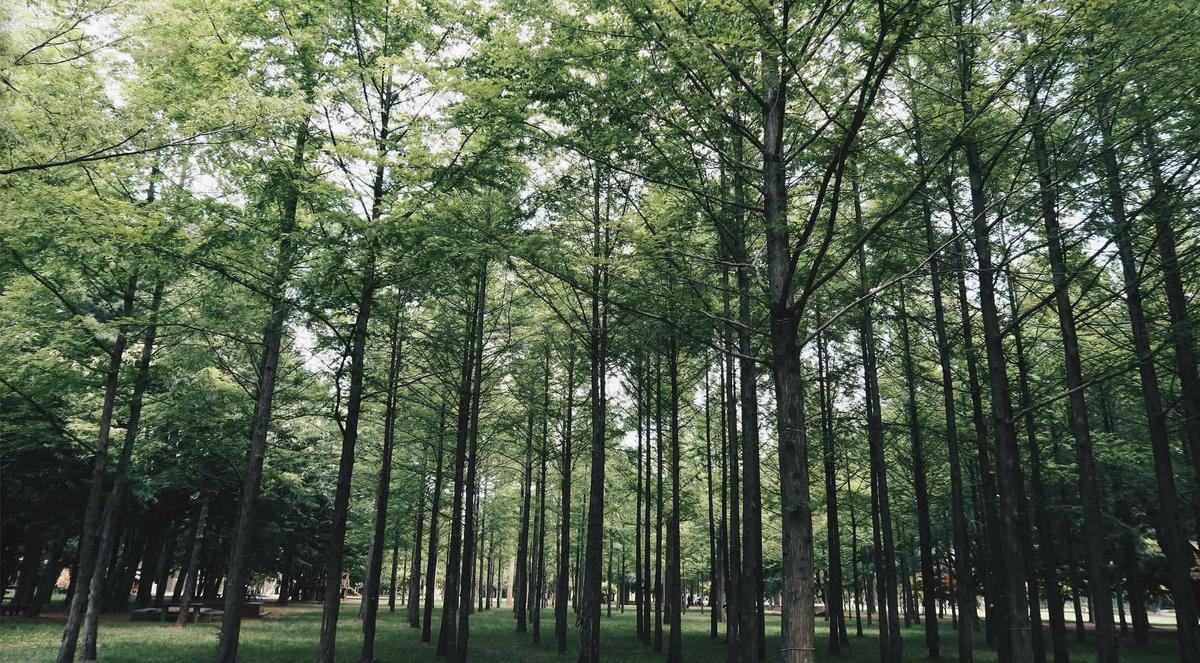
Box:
[634,357,645,643]
[361,316,403,662]
[516,404,534,633]
[854,171,900,663]
[436,272,483,658]
[704,361,720,639]
[174,498,209,629]
[1096,87,1199,660]
[645,359,656,646]
[816,316,848,652]
[557,343,576,653]
[896,284,939,658]
[654,358,664,654]
[666,324,682,663]
[454,262,488,662]
[216,87,314,663]
[81,279,164,659]
[421,406,447,643]
[532,356,548,646]
[406,434,428,625]
[737,98,767,663]
[914,106,975,661]
[56,273,136,663]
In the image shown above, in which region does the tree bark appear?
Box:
[56,273,136,663]
[896,284,939,657]
[436,272,483,657]
[361,315,403,662]
[815,317,848,653]
[216,87,313,662]
[421,406,447,642]
[853,172,900,663]
[556,344,576,653]
[174,498,209,629]
[454,263,488,662]
[1096,87,1200,660]
[81,279,163,659]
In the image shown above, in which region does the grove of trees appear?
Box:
[2,0,1198,661]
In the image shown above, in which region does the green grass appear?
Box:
[0,600,1185,662]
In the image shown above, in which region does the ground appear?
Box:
[0,601,1185,662]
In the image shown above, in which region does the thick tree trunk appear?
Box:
[762,45,816,659]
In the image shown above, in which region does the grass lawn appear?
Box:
[0,600,1185,662]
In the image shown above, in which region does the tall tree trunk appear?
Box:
[406,454,426,623]
[437,272,484,657]
[737,96,767,663]
[216,90,314,663]
[361,315,403,662]
[174,498,209,629]
[1096,87,1200,660]
[704,362,721,638]
[846,458,863,637]
[896,284,939,658]
[577,166,608,663]
[532,348,549,646]
[557,343,576,653]
[1025,65,1114,663]
[57,273,137,663]
[634,358,645,643]
[915,106,975,661]
[516,404,534,632]
[1140,106,1200,552]
[645,359,656,646]
[654,358,664,654]
[81,279,163,659]
[722,263,743,657]
[816,317,848,653]
[454,263,488,662]
[666,326,682,663]
[854,172,900,663]
[421,406,447,643]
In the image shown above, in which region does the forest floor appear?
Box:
[0,599,1185,662]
